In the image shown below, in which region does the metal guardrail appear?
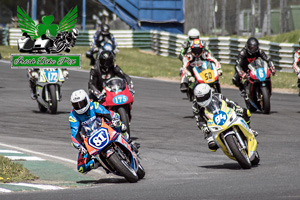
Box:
[7,28,298,72]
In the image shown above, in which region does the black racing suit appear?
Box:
[88,62,132,102]
[232,47,274,91]
[192,93,251,135]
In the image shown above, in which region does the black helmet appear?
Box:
[101,24,110,35]
[99,50,114,73]
[246,37,259,55]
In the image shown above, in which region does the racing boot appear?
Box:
[91,159,101,170]
[128,139,140,155]
[29,80,37,100]
[180,83,188,93]
[206,136,218,152]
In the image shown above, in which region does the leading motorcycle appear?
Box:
[81,118,145,183]
[205,97,260,169]
[243,59,272,114]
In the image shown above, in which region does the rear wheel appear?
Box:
[260,87,270,114]
[225,134,251,169]
[107,152,138,183]
[48,85,58,114]
[117,107,130,137]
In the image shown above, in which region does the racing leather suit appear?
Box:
[69,101,123,173]
[88,63,133,101]
[232,47,274,91]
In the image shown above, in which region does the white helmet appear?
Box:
[194,84,212,107]
[70,89,90,114]
[188,28,200,41]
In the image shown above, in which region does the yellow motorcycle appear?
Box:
[205,97,260,169]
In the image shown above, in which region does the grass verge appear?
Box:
[0,155,38,183]
[0,46,298,91]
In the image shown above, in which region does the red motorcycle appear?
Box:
[99,77,134,137]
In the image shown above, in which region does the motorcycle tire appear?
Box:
[38,102,47,113]
[137,163,146,179]
[107,152,138,183]
[260,87,270,114]
[117,107,130,138]
[225,134,251,169]
[251,151,260,166]
[48,85,58,114]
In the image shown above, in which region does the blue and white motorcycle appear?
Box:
[32,68,67,114]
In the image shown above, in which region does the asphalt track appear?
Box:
[1,60,300,200]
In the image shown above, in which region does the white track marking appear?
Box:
[0,188,12,193]
[5,156,45,161]
[9,183,64,190]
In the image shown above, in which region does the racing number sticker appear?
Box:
[89,128,109,149]
[205,72,212,80]
[113,95,128,104]
[213,111,227,126]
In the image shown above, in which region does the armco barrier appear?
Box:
[7,28,298,72]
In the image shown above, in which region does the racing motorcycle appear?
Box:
[98,77,134,138]
[183,60,221,101]
[205,97,260,169]
[81,118,145,183]
[243,59,272,114]
[32,68,67,114]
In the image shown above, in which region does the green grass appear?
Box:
[0,45,298,91]
[0,155,38,183]
[260,30,300,44]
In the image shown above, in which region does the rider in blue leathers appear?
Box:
[69,89,127,173]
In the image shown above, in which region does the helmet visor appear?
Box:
[248,46,258,53]
[196,92,211,103]
[72,98,88,111]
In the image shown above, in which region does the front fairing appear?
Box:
[38,68,65,83]
[193,61,219,83]
[205,99,257,159]
[102,77,134,107]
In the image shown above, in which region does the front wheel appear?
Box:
[137,163,145,179]
[107,152,138,183]
[48,85,58,114]
[225,134,251,169]
[260,87,270,114]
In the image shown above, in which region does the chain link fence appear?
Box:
[185,0,300,37]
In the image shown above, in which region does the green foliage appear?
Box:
[260,30,300,44]
[0,155,38,183]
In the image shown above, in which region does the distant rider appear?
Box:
[180,39,222,93]
[69,89,129,173]
[232,37,276,97]
[86,24,118,66]
[178,28,211,61]
[88,50,134,102]
[192,83,257,151]
[292,38,300,96]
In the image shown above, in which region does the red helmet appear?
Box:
[191,39,204,58]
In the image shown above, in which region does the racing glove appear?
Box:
[94,90,105,101]
[239,71,248,79]
[218,69,223,76]
[79,145,87,155]
[235,106,244,117]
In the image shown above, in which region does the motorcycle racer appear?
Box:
[232,37,276,97]
[292,38,300,96]
[69,89,129,173]
[178,28,211,61]
[88,50,134,102]
[180,39,222,92]
[86,24,118,66]
[192,84,257,151]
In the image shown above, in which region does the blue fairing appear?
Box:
[256,68,266,81]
